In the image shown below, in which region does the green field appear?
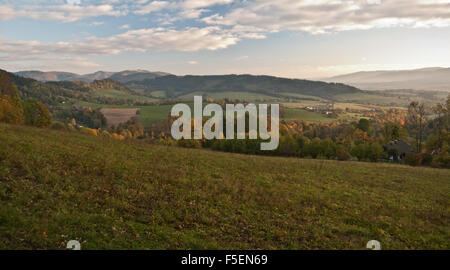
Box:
[70,101,174,129]
[1,123,449,249]
[90,89,158,103]
[283,108,334,123]
[71,101,365,129]
[177,91,283,102]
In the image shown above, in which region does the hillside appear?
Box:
[325,67,450,91]
[109,70,172,83]
[48,79,133,93]
[0,123,448,249]
[126,74,362,99]
[1,69,151,108]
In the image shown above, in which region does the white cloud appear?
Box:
[90,21,104,26]
[134,0,235,18]
[0,27,239,62]
[120,24,131,29]
[187,60,198,64]
[135,1,171,15]
[0,4,124,22]
[202,0,450,34]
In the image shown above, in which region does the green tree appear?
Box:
[356,118,371,133]
[380,122,407,144]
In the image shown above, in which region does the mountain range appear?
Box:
[324,67,450,92]
[14,70,171,83]
[11,69,361,100]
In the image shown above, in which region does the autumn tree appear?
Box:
[0,73,24,124]
[379,122,407,144]
[23,98,52,128]
[407,101,427,152]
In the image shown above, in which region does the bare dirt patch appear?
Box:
[100,108,139,126]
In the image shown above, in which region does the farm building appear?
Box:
[383,140,413,161]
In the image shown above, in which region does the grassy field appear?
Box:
[0,123,449,249]
[177,91,283,102]
[283,108,334,123]
[90,89,158,103]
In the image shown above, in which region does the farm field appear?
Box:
[100,108,140,127]
[68,90,422,130]
[0,123,449,249]
[176,91,283,102]
[283,108,334,123]
[90,89,158,103]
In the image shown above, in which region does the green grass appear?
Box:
[177,91,283,102]
[90,89,158,103]
[283,108,334,123]
[334,92,410,107]
[0,123,449,250]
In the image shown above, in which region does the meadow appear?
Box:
[90,89,158,103]
[0,123,448,249]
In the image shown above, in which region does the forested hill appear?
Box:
[47,79,133,93]
[125,74,362,99]
[0,69,136,107]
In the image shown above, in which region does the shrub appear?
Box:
[336,147,351,161]
[0,97,24,124]
[431,151,450,168]
[421,153,433,166]
[404,152,423,167]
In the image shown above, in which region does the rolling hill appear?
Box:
[12,69,362,100]
[126,74,362,99]
[109,70,172,83]
[0,123,449,249]
[325,67,450,91]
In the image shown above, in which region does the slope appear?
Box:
[0,123,448,249]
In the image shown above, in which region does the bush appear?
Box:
[0,97,24,124]
[431,151,450,168]
[404,152,423,167]
[421,153,433,166]
[336,147,351,161]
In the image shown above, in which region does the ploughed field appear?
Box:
[100,108,139,127]
[0,123,449,249]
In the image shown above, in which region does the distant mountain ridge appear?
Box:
[325,67,450,91]
[13,69,362,100]
[15,70,171,83]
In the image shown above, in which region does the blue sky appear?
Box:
[1,0,450,78]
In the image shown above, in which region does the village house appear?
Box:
[383,140,413,161]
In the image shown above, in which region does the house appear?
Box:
[383,140,413,161]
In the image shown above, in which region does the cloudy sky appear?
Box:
[0,0,449,78]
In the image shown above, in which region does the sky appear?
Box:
[0,0,449,78]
